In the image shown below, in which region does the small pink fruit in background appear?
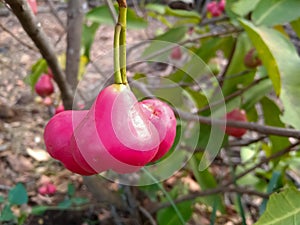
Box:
[207,1,223,17]
[170,46,182,60]
[224,109,247,138]
[139,99,177,162]
[27,0,37,15]
[43,96,52,106]
[35,74,54,97]
[44,110,96,175]
[218,0,226,11]
[55,104,64,114]
[244,48,262,68]
[38,182,56,195]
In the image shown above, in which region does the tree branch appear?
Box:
[5,0,74,109]
[65,0,84,90]
[131,81,300,139]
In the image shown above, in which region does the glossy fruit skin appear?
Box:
[207,0,225,17]
[35,74,54,97]
[71,84,160,174]
[170,46,182,60]
[218,0,226,11]
[225,109,247,138]
[139,99,177,162]
[44,110,96,175]
[244,48,262,68]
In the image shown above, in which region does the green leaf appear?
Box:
[142,26,188,59]
[86,5,147,29]
[67,183,75,197]
[242,79,273,111]
[231,0,261,17]
[189,154,225,213]
[254,187,300,225]
[58,199,72,209]
[25,59,47,90]
[157,201,193,225]
[8,183,28,205]
[31,206,48,215]
[165,7,201,20]
[280,58,300,130]
[290,18,300,38]
[82,22,100,60]
[252,0,300,26]
[71,197,89,206]
[145,3,166,14]
[240,19,298,96]
[0,204,16,222]
[0,195,5,203]
[260,97,290,156]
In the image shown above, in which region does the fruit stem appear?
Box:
[114,24,122,84]
[114,0,127,85]
[119,7,127,84]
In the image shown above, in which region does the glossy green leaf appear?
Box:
[165,7,201,20]
[8,183,28,205]
[31,206,49,215]
[290,18,300,38]
[0,204,15,222]
[280,57,300,130]
[254,187,300,225]
[157,201,193,225]
[25,59,47,90]
[145,3,166,14]
[252,0,300,26]
[190,154,225,213]
[86,5,147,29]
[242,79,272,111]
[184,88,208,109]
[67,183,75,197]
[260,97,290,156]
[240,19,298,95]
[231,0,261,17]
[58,199,72,209]
[82,22,100,60]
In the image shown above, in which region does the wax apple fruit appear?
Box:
[71,84,160,174]
[35,74,54,97]
[139,99,176,162]
[224,109,247,138]
[44,110,96,175]
[244,48,262,68]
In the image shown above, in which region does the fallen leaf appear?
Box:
[26,148,50,161]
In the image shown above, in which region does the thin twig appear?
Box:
[222,141,300,187]
[5,0,74,109]
[198,76,268,113]
[104,0,118,24]
[132,81,300,139]
[45,0,66,29]
[138,205,157,225]
[0,22,37,51]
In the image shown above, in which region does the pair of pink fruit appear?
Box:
[44,84,177,175]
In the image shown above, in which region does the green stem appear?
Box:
[119,7,127,84]
[113,24,122,84]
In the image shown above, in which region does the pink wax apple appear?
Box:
[44,110,96,175]
[27,0,37,15]
[71,84,160,173]
[139,99,177,162]
[35,74,54,97]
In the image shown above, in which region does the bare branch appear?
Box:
[65,0,84,90]
[5,0,74,109]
